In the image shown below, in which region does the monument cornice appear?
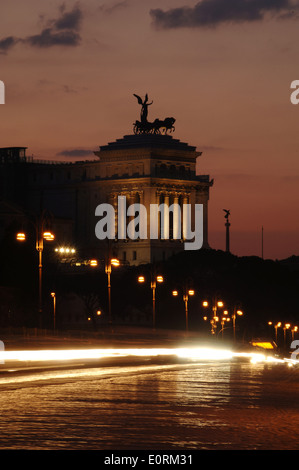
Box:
[102,177,212,193]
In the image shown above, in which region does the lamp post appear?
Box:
[203,299,224,335]
[138,273,164,329]
[292,325,298,342]
[219,311,230,339]
[173,288,195,331]
[90,257,120,325]
[283,323,291,347]
[232,308,243,341]
[106,258,120,325]
[274,322,281,343]
[16,212,55,328]
[50,292,56,331]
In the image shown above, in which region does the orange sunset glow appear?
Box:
[1,0,299,259]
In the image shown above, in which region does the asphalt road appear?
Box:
[0,350,299,451]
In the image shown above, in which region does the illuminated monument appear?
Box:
[92,94,213,264]
[0,95,214,266]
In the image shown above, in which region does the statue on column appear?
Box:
[223,209,231,253]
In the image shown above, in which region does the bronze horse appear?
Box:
[133,117,175,135]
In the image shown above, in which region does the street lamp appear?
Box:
[16,212,55,328]
[105,257,120,324]
[138,273,164,329]
[274,322,282,343]
[232,309,243,341]
[202,299,224,335]
[172,288,195,331]
[89,257,120,324]
[283,323,291,347]
[292,325,298,341]
[55,247,76,256]
[16,232,26,241]
[50,292,56,330]
[220,315,231,339]
[90,259,98,267]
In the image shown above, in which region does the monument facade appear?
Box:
[0,95,214,266]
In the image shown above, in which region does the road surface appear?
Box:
[0,352,299,450]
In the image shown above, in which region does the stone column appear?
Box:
[173,193,180,240]
[163,193,170,240]
[109,192,118,238]
[182,194,189,240]
[156,191,161,239]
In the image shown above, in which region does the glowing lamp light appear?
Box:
[138,275,145,283]
[156,275,164,283]
[172,290,178,297]
[96,310,102,316]
[111,258,120,267]
[56,246,76,255]
[90,259,98,267]
[203,301,209,307]
[217,301,224,308]
[43,231,55,241]
[188,289,195,296]
[237,310,243,316]
[16,232,26,241]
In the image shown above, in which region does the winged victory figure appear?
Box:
[133,93,153,124]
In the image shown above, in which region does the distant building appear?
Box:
[0,132,213,265]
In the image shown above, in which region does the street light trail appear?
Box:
[0,346,294,365]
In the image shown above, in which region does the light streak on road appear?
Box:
[0,347,232,363]
[0,346,295,365]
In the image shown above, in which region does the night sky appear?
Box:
[1,0,299,260]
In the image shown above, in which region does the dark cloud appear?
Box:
[0,5,83,52]
[52,6,82,31]
[0,36,20,53]
[150,0,298,29]
[26,28,81,48]
[99,1,129,15]
[56,149,94,157]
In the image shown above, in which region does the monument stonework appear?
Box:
[0,96,214,266]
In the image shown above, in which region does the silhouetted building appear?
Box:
[0,133,213,265]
